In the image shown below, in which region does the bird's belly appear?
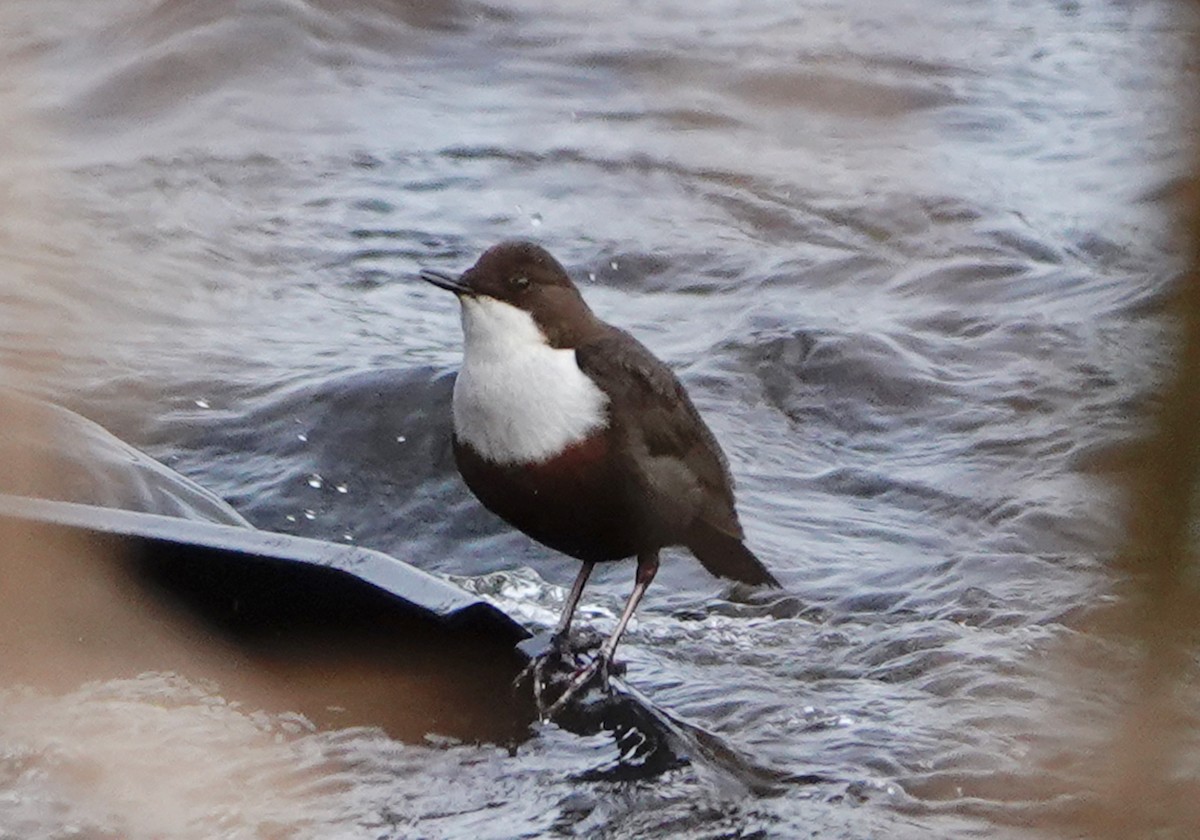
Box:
[453,432,637,562]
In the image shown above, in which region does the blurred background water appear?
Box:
[1,0,1197,837]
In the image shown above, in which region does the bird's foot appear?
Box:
[541,650,615,721]
[514,629,603,710]
[514,629,623,720]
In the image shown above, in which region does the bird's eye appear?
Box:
[510,276,529,289]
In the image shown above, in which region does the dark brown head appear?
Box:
[420,241,602,348]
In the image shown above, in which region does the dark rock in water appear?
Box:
[0,492,536,742]
[2,491,783,786]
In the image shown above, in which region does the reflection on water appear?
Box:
[1,0,1198,836]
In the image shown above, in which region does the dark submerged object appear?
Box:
[0,491,532,742]
[0,491,786,791]
[421,241,780,713]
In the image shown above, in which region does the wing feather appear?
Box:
[575,329,742,537]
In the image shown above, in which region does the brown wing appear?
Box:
[576,329,780,587]
[575,328,742,538]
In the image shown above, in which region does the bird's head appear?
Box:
[420,241,599,351]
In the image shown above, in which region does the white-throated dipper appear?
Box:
[420,241,779,712]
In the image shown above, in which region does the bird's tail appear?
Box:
[686,519,781,588]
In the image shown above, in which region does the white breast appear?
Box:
[451,296,609,465]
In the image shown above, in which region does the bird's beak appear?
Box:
[419,268,473,296]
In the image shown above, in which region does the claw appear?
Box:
[515,629,606,718]
[542,652,612,720]
[514,631,566,691]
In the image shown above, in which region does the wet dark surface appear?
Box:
[0,494,538,744]
[0,0,1197,837]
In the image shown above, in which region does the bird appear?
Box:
[420,241,779,713]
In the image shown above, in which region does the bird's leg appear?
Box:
[551,560,594,649]
[595,551,658,664]
[544,551,659,719]
[516,561,595,705]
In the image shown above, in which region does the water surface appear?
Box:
[0,0,1195,836]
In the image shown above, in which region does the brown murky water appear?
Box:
[1,0,1198,837]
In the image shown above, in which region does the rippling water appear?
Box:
[1,0,1196,837]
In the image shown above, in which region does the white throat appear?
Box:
[452,296,608,464]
